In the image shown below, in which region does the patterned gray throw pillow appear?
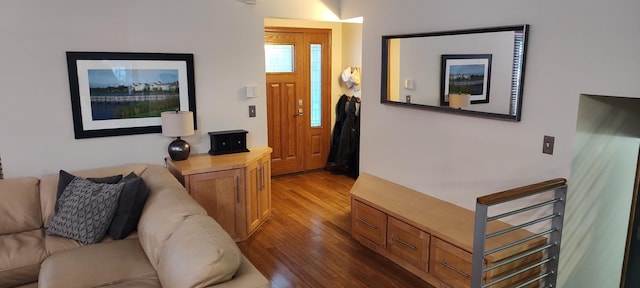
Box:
[47,177,125,244]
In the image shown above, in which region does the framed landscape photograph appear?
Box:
[66,52,196,139]
[440,54,492,106]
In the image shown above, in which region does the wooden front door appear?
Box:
[265,27,331,176]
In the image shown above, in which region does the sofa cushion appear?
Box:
[14,283,38,288]
[43,235,83,257]
[157,215,241,288]
[0,177,41,235]
[0,229,47,288]
[55,170,123,213]
[108,172,150,240]
[45,231,139,257]
[46,178,124,244]
[88,277,161,288]
[38,238,159,288]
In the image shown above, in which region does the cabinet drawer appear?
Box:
[387,217,430,271]
[352,199,387,247]
[430,237,473,288]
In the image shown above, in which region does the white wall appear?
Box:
[0,0,341,177]
[341,22,363,97]
[340,0,640,214]
[341,0,640,287]
[341,23,363,76]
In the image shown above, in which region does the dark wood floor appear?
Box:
[237,171,433,288]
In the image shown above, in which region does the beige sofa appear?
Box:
[0,164,270,288]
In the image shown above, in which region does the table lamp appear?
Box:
[161,110,195,161]
[449,93,471,109]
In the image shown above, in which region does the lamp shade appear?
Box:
[161,111,194,137]
[449,93,471,109]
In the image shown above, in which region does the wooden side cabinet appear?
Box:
[166,147,272,242]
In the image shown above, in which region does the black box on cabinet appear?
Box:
[208,130,250,155]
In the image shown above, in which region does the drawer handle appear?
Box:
[357,218,378,229]
[440,261,470,278]
[236,177,241,203]
[392,237,417,250]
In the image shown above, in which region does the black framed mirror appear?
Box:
[381,25,529,121]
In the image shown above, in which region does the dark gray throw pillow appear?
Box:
[47,177,125,244]
[108,172,150,240]
[55,170,123,213]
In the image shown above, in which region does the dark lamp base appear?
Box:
[168,137,191,161]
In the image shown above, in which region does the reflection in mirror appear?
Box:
[381,25,529,121]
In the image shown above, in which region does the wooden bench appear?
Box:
[350,173,545,288]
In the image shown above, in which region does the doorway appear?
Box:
[265,27,332,176]
[569,94,640,287]
[622,146,640,288]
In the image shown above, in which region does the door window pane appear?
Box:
[310,44,322,127]
[265,44,294,72]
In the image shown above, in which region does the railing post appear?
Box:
[472,202,489,288]
[546,185,567,287]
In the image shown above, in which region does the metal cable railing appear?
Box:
[471,178,567,288]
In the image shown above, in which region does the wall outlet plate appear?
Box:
[543,135,555,155]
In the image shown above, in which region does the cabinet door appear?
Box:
[247,154,273,234]
[188,169,243,240]
[246,160,261,232]
[258,155,272,221]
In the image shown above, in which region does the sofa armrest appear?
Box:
[209,255,270,288]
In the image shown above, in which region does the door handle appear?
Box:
[259,166,264,190]
[295,108,304,117]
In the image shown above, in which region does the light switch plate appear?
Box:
[245,86,256,98]
[543,135,555,155]
[249,105,256,117]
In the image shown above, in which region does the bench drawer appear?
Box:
[387,216,430,271]
[430,237,473,288]
[352,199,387,247]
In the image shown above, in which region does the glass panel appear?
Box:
[264,44,294,73]
[310,44,322,128]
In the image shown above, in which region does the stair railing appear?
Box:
[472,178,567,288]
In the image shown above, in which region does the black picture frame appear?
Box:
[440,54,492,106]
[66,51,196,139]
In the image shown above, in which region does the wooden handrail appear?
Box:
[477,178,567,206]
